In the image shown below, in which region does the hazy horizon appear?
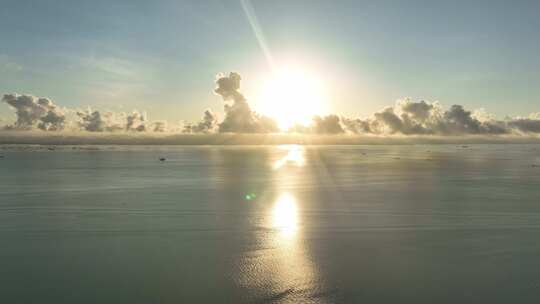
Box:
[2,131,540,146]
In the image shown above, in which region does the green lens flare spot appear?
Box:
[245,192,257,201]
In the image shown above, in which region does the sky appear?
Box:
[1,0,539,125]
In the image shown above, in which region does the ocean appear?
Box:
[1,144,540,303]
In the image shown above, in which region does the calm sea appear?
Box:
[1,145,540,303]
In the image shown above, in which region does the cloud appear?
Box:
[152,121,168,132]
[2,73,539,137]
[530,113,540,120]
[196,68,511,136]
[126,111,147,132]
[75,109,153,132]
[214,72,278,133]
[341,117,372,134]
[508,118,540,134]
[401,100,434,122]
[341,99,532,136]
[312,115,345,134]
[2,94,66,131]
[2,94,170,133]
[183,109,218,133]
[76,109,125,132]
[443,105,485,134]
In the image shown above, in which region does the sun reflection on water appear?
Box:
[237,145,322,302]
[273,145,305,169]
[272,193,298,239]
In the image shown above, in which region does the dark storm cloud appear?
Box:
[2,94,66,131]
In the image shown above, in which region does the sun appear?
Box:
[256,68,328,130]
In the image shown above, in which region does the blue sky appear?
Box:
[1,0,539,123]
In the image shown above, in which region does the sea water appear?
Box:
[1,144,540,303]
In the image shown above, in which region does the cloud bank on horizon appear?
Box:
[2,72,540,137]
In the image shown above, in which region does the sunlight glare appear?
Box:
[273,144,306,169]
[272,193,298,238]
[257,68,328,130]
